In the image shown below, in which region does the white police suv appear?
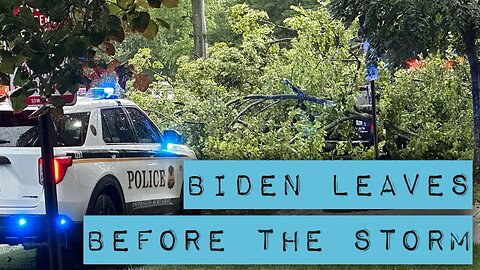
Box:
[0,88,196,248]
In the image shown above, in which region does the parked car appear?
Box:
[0,88,196,263]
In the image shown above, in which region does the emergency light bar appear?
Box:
[90,87,116,99]
[78,87,118,99]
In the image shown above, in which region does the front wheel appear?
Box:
[91,193,118,215]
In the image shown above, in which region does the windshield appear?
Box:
[0,111,90,147]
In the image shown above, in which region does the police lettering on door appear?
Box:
[127,166,175,189]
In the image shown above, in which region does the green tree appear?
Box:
[329,0,480,174]
[115,0,192,78]
[114,0,238,79]
[234,0,318,37]
[380,55,473,160]
[129,3,367,160]
[0,0,177,112]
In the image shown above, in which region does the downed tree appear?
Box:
[226,79,417,146]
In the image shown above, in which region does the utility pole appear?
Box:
[364,41,379,160]
[192,0,207,58]
[370,80,379,160]
[39,108,63,270]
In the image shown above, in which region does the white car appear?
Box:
[0,91,196,249]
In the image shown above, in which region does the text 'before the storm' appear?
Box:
[83,216,472,265]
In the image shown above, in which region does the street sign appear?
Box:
[25,91,77,107]
[366,63,378,82]
[9,77,77,107]
[13,6,59,30]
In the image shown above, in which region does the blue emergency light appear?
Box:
[14,215,71,230]
[18,218,26,226]
[57,215,71,229]
[91,87,116,99]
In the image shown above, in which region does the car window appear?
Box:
[55,113,91,147]
[125,107,162,143]
[101,108,136,144]
[0,111,90,147]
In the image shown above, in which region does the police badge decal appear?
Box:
[168,166,175,189]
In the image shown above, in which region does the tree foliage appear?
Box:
[114,0,245,80]
[329,0,480,177]
[129,3,367,160]
[234,0,318,38]
[329,0,450,67]
[124,1,476,163]
[115,0,193,78]
[0,0,177,112]
[379,56,473,160]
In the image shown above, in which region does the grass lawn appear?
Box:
[143,246,480,270]
[0,248,35,270]
[0,245,477,269]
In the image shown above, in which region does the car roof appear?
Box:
[66,97,136,113]
[0,97,137,113]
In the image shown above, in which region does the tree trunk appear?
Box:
[192,0,207,59]
[463,27,480,182]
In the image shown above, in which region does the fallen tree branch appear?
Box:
[345,109,372,120]
[384,121,417,138]
[324,115,357,131]
[258,19,295,31]
[228,80,334,126]
[265,38,294,46]
[256,100,282,115]
[240,94,332,105]
[322,109,372,132]
[229,98,268,127]
[226,97,241,107]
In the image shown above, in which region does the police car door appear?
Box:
[100,107,149,211]
[124,107,181,211]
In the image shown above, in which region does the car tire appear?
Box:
[91,193,118,215]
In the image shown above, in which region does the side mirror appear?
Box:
[162,129,183,144]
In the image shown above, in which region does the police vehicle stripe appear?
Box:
[66,149,187,160]
[72,157,159,164]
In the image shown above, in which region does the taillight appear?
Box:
[369,122,374,133]
[38,156,73,185]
